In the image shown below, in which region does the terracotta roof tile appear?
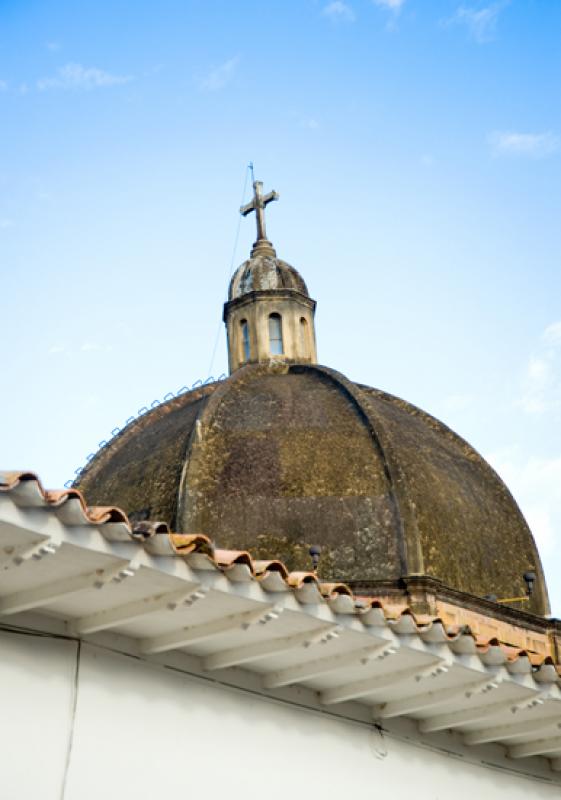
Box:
[1,470,560,679]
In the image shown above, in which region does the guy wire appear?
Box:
[207,162,252,377]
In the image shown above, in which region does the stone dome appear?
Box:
[76,362,549,615]
[228,252,309,301]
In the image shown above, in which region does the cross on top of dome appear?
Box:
[240,176,279,255]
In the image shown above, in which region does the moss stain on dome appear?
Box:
[76,364,549,615]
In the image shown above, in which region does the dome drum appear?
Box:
[224,290,317,372]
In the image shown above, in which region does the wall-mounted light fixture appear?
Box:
[485,570,537,606]
[309,545,321,574]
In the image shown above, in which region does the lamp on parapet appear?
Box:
[309,545,321,575]
[485,570,537,606]
[523,571,537,597]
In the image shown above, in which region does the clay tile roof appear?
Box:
[1,470,560,678]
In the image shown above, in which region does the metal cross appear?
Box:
[240,180,279,243]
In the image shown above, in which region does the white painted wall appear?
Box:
[1,630,559,800]
[0,631,78,799]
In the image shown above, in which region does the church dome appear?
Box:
[76,362,549,616]
[75,176,550,617]
[228,252,309,300]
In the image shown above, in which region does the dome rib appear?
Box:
[75,383,216,527]
[175,363,406,581]
[297,364,412,576]
[178,365,410,572]
[356,384,549,614]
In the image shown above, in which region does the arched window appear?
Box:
[268,313,284,355]
[299,317,309,354]
[240,319,250,363]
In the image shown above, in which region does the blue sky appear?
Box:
[2,1,561,611]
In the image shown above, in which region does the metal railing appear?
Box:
[65,373,227,488]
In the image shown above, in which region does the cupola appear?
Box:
[223,179,317,373]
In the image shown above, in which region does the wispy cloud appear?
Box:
[46,41,60,52]
[487,447,561,558]
[301,117,320,130]
[373,0,405,10]
[80,341,113,353]
[519,357,552,414]
[489,131,560,158]
[199,56,239,92]
[322,2,356,22]
[544,321,561,345]
[447,2,507,43]
[373,0,405,31]
[517,322,561,415]
[48,341,113,356]
[0,218,14,230]
[0,80,8,92]
[37,63,132,91]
